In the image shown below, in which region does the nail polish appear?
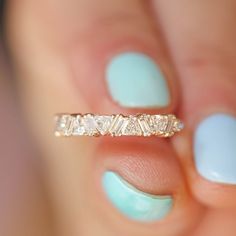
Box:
[102,171,173,222]
[194,113,236,184]
[106,52,170,108]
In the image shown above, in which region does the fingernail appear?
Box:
[102,171,173,222]
[194,113,236,184]
[106,52,170,108]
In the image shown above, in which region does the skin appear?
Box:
[3,0,236,235]
[0,51,53,236]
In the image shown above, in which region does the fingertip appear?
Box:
[191,175,236,209]
[175,114,236,209]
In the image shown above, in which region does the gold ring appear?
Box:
[54,113,184,137]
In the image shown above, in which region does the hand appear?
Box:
[5,0,236,235]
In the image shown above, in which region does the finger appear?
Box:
[0,48,52,236]
[192,209,236,236]
[5,0,203,235]
[60,1,198,231]
[70,2,179,113]
[153,0,236,208]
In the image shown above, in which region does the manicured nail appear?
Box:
[106,52,170,108]
[194,113,236,184]
[102,171,173,222]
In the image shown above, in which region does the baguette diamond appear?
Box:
[55,113,183,137]
[72,115,85,135]
[109,115,127,136]
[55,114,74,136]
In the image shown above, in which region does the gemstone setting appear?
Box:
[82,114,98,136]
[122,116,142,136]
[94,115,113,135]
[72,115,85,135]
[54,113,183,137]
[55,114,74,136]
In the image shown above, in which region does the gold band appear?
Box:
[54,113,184,138]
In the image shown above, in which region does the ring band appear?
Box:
[54,113,184,137]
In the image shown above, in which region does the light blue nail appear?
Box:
[106,52,170,108]
[102,171,173,222]
[194,113,236,184]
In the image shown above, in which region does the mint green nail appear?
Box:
[106,52,170,108]
[102,171,173,222]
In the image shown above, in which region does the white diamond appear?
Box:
[149,115,168,134]
[138,115,152,136]
[94,115,113,135]
[173,120,184,132]
[159,116,169,132]
[72,115,85,135]
[82,114,98,136]
[122,116,142,136]
[165,115,175,133]
[178,121,184,130]
[56,115,68,129]
[109,115,127,136]
[55,115,74,136]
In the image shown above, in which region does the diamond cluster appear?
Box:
[54,114,184,137]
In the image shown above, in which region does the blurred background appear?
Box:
[0,1,54,235]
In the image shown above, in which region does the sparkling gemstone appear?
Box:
[55,114,74,136]
[149,115,168,134]
[72,115,85,135]
[122,116,142,136]
[159,116,169,132]
[94,115,113,135]
[109,115,127,136]
[178,121,184,130]
[82,114,98,136]
[165,115,175,133]
[173,120,184,131]
[137,115,152,136]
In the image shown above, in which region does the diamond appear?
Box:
[82,114,98,136]
[159,116,169,132]
[72,115,85,135]
[173,120,184,132]
[109,115,127,136]
[137,114,152,136]
[122,116,142,136]
[165,115,175,133]
[55,114,74,136]
[94,115,113,135]
[54,113,183,137]
[149,115,168,135]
